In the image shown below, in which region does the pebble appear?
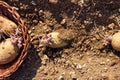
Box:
[41,55,49,65]
[32,27,35,30]
[108,23,115,29]
[49,0,58,4]
[76,64,82,70]
[33,19,38,24]
[28,30,32,34]
[98,13,102,17]
[100,61,106,65]
[32,40,39,45]
[71,0,79,4]
[60,19,66,25]
[94,34,100,40]
[103,67,108,72]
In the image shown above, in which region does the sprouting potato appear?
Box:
[0,15,17,35]
[111,32,120,51]
[39,32,68,48]
[39,29,77,48]
[48,32,68,48]
[0,38,19,64]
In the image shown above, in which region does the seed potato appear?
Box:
[48,32,68,48]
[111,32,120,51]
[0,15,17,35]
[0,38,19,64]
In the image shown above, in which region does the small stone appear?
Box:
[28,30,32,34]
[41,55,49,65]
[49,0,58,4]
[71,0,79,4]
[100,61,106,65]
[98,13,102,17]
[32,27,35,30]
[60,19,66,25]
[103,67,108,72]
[32,40,39,45]
[76,64,82,70]
[39,10,43,13]
[108,23,115,29]
[94,34,100,40]
[33,20,38,24]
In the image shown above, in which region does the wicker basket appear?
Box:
[0,1,29,79]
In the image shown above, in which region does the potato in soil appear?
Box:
[111,32,120,51]
[48,29,77,48]
[48,31,68,48]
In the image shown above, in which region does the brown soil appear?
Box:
[4,0,120,80]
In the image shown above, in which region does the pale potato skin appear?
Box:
[0,16,17,35]
[48,32,68,48]
[111,32,120,51]
[0,38,19,64]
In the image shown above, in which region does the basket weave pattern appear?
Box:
[0,1,29,79]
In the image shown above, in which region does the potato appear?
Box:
[0,15,17,35]
[48,32,68,48]
[0,38,19,64]
[111,32,120,51]
[39,29,77,48]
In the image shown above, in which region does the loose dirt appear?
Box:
[4,0,120,80]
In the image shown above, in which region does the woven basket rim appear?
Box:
[0,1,29,79]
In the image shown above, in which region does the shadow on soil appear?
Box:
[100,44,120,58]
[6,45,41,80]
